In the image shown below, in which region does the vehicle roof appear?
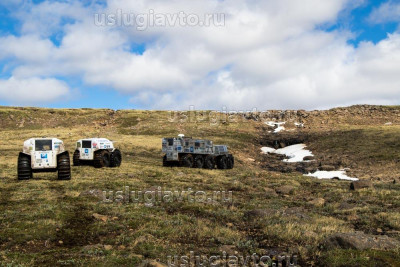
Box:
[77,138,112,142]
[25,138,62,141]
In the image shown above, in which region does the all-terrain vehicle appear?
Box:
[162,134,234,169]
[73,138,122,168]
[17,138,71,180]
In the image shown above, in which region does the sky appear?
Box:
[0,0,399,110]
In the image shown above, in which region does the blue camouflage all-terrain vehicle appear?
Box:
[162,134,234,169]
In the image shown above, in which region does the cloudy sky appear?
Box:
[0,0,399,110]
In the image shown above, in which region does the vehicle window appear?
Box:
[168,139,174,146]
[35,140,52,151]
[82,141,92,148]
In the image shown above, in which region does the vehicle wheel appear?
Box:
[57,152,71,180]
[163,155,170,167]
[203,155,215,169]
[181,154,194,168]
[18,153,32,180]
[227,154,234,169]
[194,155,204,168]
[73,150,80,166]
[217,155,228,170]
[110,149,122,167]
[94,150,110,168]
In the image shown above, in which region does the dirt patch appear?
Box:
[56,203,99,247]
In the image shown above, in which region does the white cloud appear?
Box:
[0,0,399,109]
[368,1,400,24]
[0,76,70,105]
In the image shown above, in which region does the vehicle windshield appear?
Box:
[35,140,52,151]
[82,140,92,148]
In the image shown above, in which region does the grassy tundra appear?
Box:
[0,106,399,266]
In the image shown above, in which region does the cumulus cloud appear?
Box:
[0,0,399,109]
[0,76,70,105]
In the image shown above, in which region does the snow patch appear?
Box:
[294,122,304,128]
[265,121,286,133]
[261,147,276,154]
[305,170,358,181]
[261,144,314,163]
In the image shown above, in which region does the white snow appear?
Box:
[279,144,314,162]
[261,144,314,163]
[261,144,359,181]
[261,147,276,154]
[305,170,358,181]
[274,125,285,133]
[265,121,286,133]
[294,122,304,128]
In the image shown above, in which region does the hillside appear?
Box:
[0,105,400,266]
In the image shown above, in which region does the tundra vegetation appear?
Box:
[0,105,399,266]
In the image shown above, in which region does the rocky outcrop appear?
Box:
[247,105,400,127]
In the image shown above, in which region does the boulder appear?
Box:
[323,232,400,250]
[283,207,309,219]
[303,156,314,161]
[350,180,373,190]
[320,165,336,171]
[275,185,295,195]
[264,187,278,197]
[139,260,167,267]
[308,198,325,207]
[244,209,278,220]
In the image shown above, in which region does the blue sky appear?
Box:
[0,0,399,110]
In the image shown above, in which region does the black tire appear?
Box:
[110,149,122,168]
[194,155,204,168]
[73,150,80,166]
[94,150,110,168]
[203,155,215,169]
[180,154,194,168]
[217,155,228,170]
[163,155,170,167]
[57,152,71,180]
[227,154,234,169]
[18,153,32,180]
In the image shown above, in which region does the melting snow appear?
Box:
[261,147,276,154]
[305,170,358,181]
[261,144,314,162]
[294,122,304,128]
[265,121,286,133]
[261,143,359,181]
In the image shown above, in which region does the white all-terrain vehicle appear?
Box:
[73,138,122,168]
[18,138,71,180]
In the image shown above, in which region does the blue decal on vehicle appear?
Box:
[41,154,48,159]
[85,149,89,153]
[190,147,194,152]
